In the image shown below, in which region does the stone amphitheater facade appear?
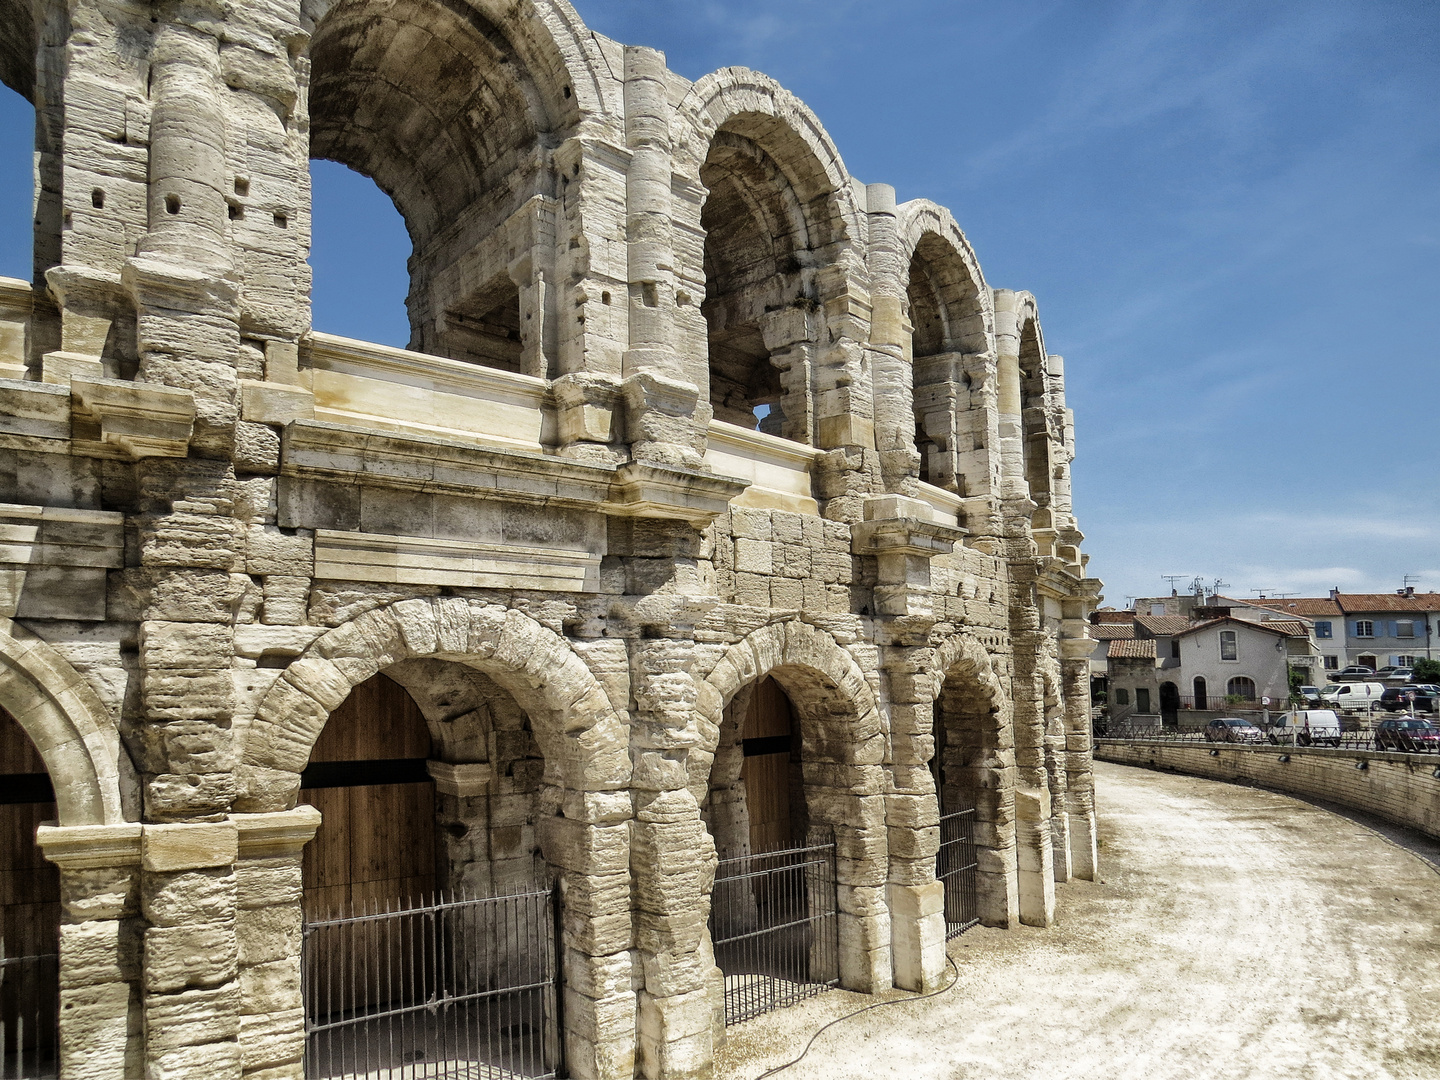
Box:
[0,0,1102,1077]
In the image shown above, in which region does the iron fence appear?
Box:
[1099,725,1440,754]
[709,839,839,1026]
[302,884,563,1079]
[936,809,979,939]
[0,952,58,1080]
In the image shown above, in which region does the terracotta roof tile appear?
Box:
[1108,639,1157,659]
[1090,624,1137,640]
[1336,593,1440,614]
[1224,596,1342,618]
[1134,615,1193,637]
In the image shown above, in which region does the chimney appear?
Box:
[1329,587,1339,601]
[1406,586,1415,597]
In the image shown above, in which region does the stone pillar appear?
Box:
[37,823,145,1080]
[622,46,703,471]
[865,183,919,496]
[1061,639,1100,881]
[139,819,242,1079]
[233,808,320,1080]
[621,572,718,1080]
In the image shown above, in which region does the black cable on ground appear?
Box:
[753,951,963,1079]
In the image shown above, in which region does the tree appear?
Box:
[1412,658,1440,684]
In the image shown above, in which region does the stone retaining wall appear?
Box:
[1095,740,1440,840]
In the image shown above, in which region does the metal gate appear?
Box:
[708,840,839,1026]
[303,885,563,1079]
[936,808,979,938]
[0,949,58,1080]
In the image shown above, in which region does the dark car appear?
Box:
[1372,718,1440,752]
[1379,687,1439,713]
[1204,717,1265,744]
[1335,665,1376,681]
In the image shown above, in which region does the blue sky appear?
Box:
[1,0,1436,606]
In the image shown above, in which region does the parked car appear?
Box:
[1297,685,1323,707]
[1372,718,1440,752]
[1319,682,1386,712]
[1376,667,1414,682]
[1335,665,1376,681]
[1268,710,1342,746]
[1409,683,1440,695]
[1378,687,1438,713]
[1204,717,1265,744]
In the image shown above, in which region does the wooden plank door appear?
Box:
[0,706,60,1069]
[740,677,797,855]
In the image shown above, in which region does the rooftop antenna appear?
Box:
[1162,574,1187,596]
[1250,587,1275,599]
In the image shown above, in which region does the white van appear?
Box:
[1268,709,1342,746]
[1318,682,1385,713]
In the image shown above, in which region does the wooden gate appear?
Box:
[740,677,800,855]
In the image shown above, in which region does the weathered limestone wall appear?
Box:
[0,0,1105,1077]
[1095,740,1440,840]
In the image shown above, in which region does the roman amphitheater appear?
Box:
[0,0,1102,1076]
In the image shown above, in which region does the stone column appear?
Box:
[37,822,145,1080]
[1061,638,1100,881]
[139,819,242,1079]
[233,807,320,1080]
[864,183,919,496]
[622,46,703,471]
[620,568,718,1080]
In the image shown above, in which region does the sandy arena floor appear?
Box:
[715,760,1440,1080]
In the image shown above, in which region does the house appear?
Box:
[1246,589,1440,674]
[1095,601,1312,722]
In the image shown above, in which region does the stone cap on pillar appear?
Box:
[36,821,144,870]
[851,494,966,558]
[71,377,196,459]
[603,460,748,527]
[234,805,322,859]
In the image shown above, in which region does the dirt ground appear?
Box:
[714,761,1440,1080]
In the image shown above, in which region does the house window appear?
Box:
[1219,630,1238,661]
[1226,676,1256,700]
[1170,639,1180,659]
[1354,620,1374,638]
[1150,604,1166,617]
[1397,655,1420,667]
[1114,688,1130,706]
[1396,621,1416,639]
[1314,621,1332,638]
[1324,655,1339,670]
[1135,688,1151,713]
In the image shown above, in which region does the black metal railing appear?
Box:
[0,952,58,1080]
[1098,726,1440,754]
[302,884,563,1079]
[936,809,979,939]
[709,839,839,1026]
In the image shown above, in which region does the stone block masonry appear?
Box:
[0,1,1103,1077]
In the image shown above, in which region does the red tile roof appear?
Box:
[1090,624,1138,640]
[1108,639,1157,659]
[1177,616,1299,639]
[1135,615,1193,637]
[1226,596,1342,618]
[1336,593,1440,614]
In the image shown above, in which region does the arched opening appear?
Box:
[1193,676,1208,711]
[1019,316,1053,544]
[309,161,411,348]
[700,118,839,439]
[306,0,559,376]
[0,706,59,1078]
[298,662,559,1076]
[1226,676,1257,702]
[907,233,986,491]
[1,83,36,381]
[1160,681,1180,726]
[703,673,838,1021]
[932,659,1012,929]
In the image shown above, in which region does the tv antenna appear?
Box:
[1404,574,1420,590]
[1162,574,1188,594]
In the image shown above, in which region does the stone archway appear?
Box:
[0,618,126,826]
[237,596,634,1080]
[693,620,890,996]
[928,633,1018,928]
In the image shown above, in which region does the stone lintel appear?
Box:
[426,761,493,798]
[37,821,144,870]
[314,529,602,593]
[238,379,314,426]
[0,379,70,442]
[71,377,196,459]
[233,806,321,859]
[281,420,614,508]
[0,503,125,567]
[851,517,965,559]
